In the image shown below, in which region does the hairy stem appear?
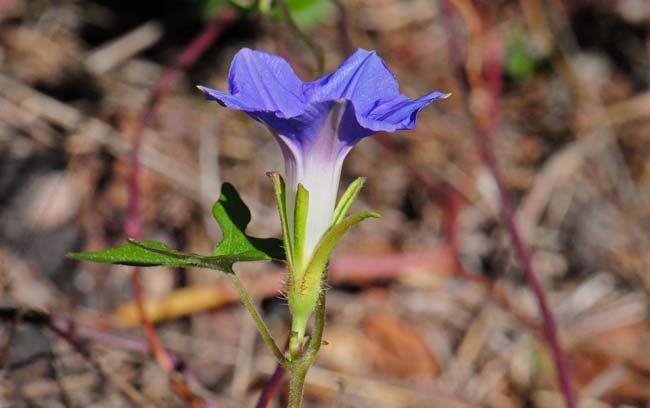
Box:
[276,0,324,76]
[287,270,328,408]
[255,355,287,408]
[225,273,288,367]
[287,364,309,408]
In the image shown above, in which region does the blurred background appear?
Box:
[1,0,650,407]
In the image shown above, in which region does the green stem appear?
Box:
[287,363,309,408]
[225,272,288,367]
[287,270,329,407]
[276,0,325,76]
[289,322,302,360]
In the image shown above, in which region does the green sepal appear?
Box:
[68,182,284,271]
[331,177,365,225]
[267,172,293,269]
[292,183,309,274]
[289,210,380,341]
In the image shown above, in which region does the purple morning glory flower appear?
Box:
[198,48,448,261]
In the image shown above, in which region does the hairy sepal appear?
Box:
[288,210,380,340]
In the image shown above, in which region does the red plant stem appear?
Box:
[0,308,208,397]
[255,360,287,408]
[376,137,546,335]
[441,1,576,407]
[255,337,290,408]
[124,10,237,237]
[479,33,576,408]
[479,130,576,407]
[123,10,236,408]
[0,308,147,355]
[51,316,148,353]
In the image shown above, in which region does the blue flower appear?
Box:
[198,48,448,261]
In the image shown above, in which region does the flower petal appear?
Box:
[335,92,449,145]
[363,91,450,130]
[304,49,400,113]
[302,49,449,142]
[200,48,306,118]
[199,48,448,144]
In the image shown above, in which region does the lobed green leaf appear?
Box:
[211,182,284,261]
[68,182,284,271]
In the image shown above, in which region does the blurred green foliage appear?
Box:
[200,0,332,29]
[505,27,537,82]
[269,0,333,29]
[201,0,230,19]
